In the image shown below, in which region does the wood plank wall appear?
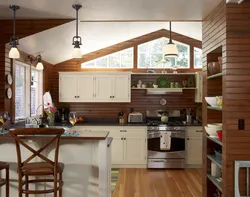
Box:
[50,30,202,118]
[0,19,72,121]
[202,1,226,197]
[224,1,250,197]
[203,1,250,196]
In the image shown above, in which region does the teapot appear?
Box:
[160,111,169,123]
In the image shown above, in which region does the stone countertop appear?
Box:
[0,131,109,141]
[52,122,148,127]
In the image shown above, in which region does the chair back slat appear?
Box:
[9,128,64,173]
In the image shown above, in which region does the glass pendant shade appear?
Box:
[164,43,178,58]
[72,47,82,58]
[9,47,20,59]
[36,62,44,70]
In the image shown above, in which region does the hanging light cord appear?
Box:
[72,4,82,47]
[169,21,173,44]
[9,5,20,47]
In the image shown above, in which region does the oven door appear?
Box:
[148,130,185,159]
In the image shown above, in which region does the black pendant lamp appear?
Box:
[72,4,82,58]
[164,21,178,58]
[9,5,20,59]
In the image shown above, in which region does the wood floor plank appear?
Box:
[112,168,202,197]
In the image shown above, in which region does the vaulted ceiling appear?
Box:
[1,0,223,64]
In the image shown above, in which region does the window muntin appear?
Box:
[81,48,133,69]
[138,37,190,69]
[194,47,202,68]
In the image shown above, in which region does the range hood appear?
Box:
[146,88,183,95]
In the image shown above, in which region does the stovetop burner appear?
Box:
[147,121,184,127]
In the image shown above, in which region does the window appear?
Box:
[138,37,190,69]
[81,48,133,68]
[15,61,43,121]
[15,61,30,120]
[194,47,202,68]
[31,68,43,116]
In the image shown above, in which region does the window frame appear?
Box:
[194,47,203,69]
[137,37,191,69]
[81,48,134,69]
[14,61,31,121]
[31,67,43,117]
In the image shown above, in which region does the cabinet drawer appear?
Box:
[186,126,203,137]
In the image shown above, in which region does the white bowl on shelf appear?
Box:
[207,123,222,130]
[205,97,218,107]
[205,126,220,137]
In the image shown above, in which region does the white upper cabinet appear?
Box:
[95,74,113,102]
[78,74,95,102]
[59,75,78,102]
[113,74,130,102]
[59,72,131,103]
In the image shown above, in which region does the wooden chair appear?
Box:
[9,128,65,197]
[0,162,9,197]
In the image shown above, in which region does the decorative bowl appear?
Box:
[217,131,222,141]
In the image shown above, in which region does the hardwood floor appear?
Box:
[112,168,202,197]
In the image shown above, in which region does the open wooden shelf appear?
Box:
[207,106,222,111]
[131,72,197,75]
[131,87,197,90]
[207,155,222,169]
[207,174,222,192]
[207,73,223,79]
[207,136,223,146]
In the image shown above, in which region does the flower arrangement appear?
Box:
[44,103,57,126]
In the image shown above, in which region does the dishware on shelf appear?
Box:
[207,123,222,130]
[69,112,77,126]
[159,98,167,105]
[170,82,174,88]
[214,149,222,161]
[157,76,169,88]
[175,82,179,88]
[137,84,141,88]
[216,96,222,107]
[205,97,218,107]
[211,162,221,177]
[141,84,147,88]
[205,126,219,137]
[182,80,187,88]
[217,131,222,141]
[153,84,158,88]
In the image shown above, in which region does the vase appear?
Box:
[47,114,55,126]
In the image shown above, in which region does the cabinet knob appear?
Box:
[110,96,112,98]
[187,138,190,140]
[196,130,202,133]
[124,138,126,140]
[120,130,127,132]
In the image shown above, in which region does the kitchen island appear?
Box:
[0,130,112,197]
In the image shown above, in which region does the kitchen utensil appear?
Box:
[157,76,170,88]
[160,98,167,105]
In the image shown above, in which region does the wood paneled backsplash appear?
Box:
[51,62,199,118]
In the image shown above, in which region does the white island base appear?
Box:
[0,131,112,197]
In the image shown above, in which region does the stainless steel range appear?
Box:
[146,110,186,169]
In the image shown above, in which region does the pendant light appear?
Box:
[72,4,82,58]
[28,55,44,70]
[9,5,20,59]
[164,21,178,58]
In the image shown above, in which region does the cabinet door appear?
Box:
[186,137,202,165]
[77,74,95,102]
[111,137,124,165]
[113,74,131,102]
[59,75,78,102]
[95,74,113,102]
[124,136,147,165]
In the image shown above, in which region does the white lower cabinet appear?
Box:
[103,126,147,166]
[124,135,146,165]
[186,126,203,165]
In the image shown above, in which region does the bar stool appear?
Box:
[0,162,9,197]
[9,128,65,197]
